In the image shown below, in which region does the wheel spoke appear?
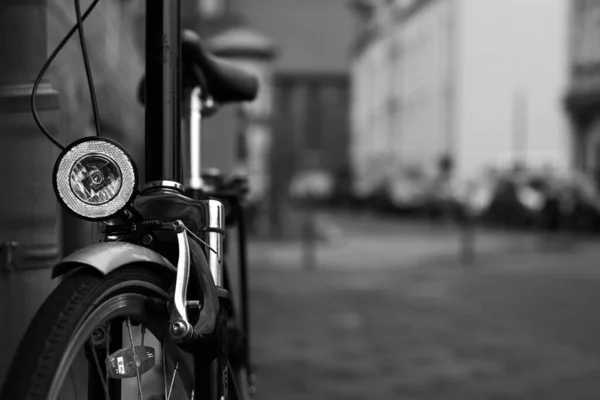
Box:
[88,338,111,400]
[228,361,241,400]
[16,282,179,400]
[106,323,111,398]
[126,318,144,400]
[162,340,168,400]
[67,367,80,400]
[167,361,179,400]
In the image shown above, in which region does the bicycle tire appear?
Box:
[0,265,192,400]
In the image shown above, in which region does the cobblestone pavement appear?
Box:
[247,213,600,400]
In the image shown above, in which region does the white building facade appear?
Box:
[565,0,600,187]
[350,2,395,197]
[350,0,571,202]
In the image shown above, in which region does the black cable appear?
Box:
[73,0,102,138]
[31,0,101,150]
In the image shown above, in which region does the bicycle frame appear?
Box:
[144,0,182,185]
[142,0,252,397]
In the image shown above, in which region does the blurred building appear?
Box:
[350,0,570,204]
[237,0,356,237]
[565,0,600,187]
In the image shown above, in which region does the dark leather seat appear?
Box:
[138,30,259,105]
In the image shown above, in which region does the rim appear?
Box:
[48,291,194,400]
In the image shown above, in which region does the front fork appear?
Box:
[168,198,226,343]
[171,204,231,400]
[107,210,230,400]
[194,295,231,400]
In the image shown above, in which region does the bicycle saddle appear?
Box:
[138,29,259,105]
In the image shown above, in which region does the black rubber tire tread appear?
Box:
[0,266,170,400]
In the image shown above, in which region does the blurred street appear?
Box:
[250,210,548,270]
[248,211,600,400]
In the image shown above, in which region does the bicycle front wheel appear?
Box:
[0,265,195,400]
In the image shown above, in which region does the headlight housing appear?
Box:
[53,137,138,221]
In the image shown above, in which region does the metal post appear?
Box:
[302,202,317,270]
[234,200,252,374]
[459,212,476,266]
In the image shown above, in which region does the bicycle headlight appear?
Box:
[53,137,138,221]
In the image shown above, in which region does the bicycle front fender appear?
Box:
[51,240,220,346]
[51,241,176,278]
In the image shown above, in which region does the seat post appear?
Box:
[189,87,204,190]
[144,0,183,185]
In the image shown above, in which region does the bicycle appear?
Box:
[0,0,258,399]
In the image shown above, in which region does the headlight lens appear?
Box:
[54,137,138,220]
[70,154,122,204]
